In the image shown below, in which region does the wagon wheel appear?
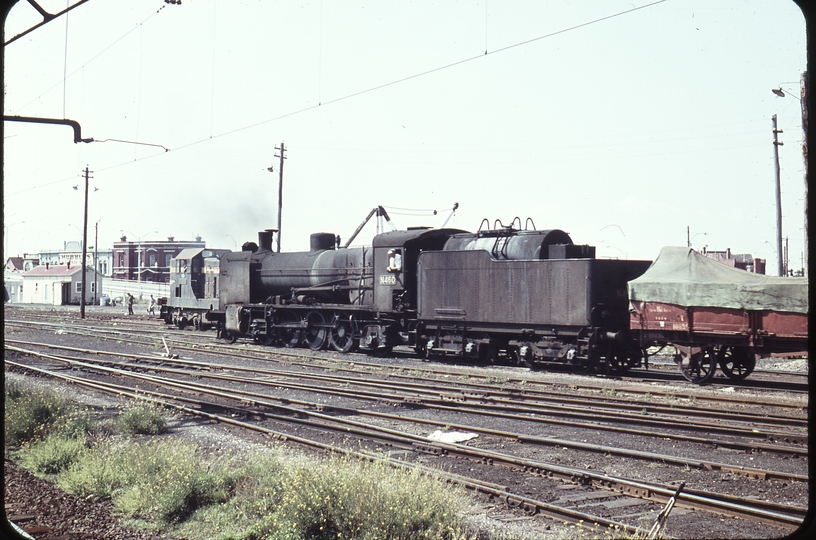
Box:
[414,339,428,358]
[329,312,358,353]
[303,310,328,350]
[677,346,717,384]
[519,342,536,369]
[605,346,628,374]
[479,340,499,365]
[717,346,756,380]
[277,310,302,348]
[608,344,642,374]
[254,332,276,346]
[221,330,237,344]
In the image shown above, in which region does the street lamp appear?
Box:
[772,86,801,101]
[773,76,808,274]
[686,226,708,248]
[121,229,159,298]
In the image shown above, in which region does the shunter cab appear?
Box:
[161,248,227,328]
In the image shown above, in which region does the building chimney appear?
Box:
[168,237,174,242]
[46,262,49,269]
[67,260,71,269]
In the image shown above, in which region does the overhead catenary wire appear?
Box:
[99,0,672,164]
[7,0,678,194]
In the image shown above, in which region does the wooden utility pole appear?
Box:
[274,142,287,252]
[800,71,808,273]
[80,165,92,318]
[772,115,784,277]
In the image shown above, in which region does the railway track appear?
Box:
[6,350,807,535]
[6,340,808,536]
[4,312,808,537]
[6,338,809,458]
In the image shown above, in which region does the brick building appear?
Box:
[700,248,766,274]
[112,235,206,284]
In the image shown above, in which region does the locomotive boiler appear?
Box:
[211,225,464,352]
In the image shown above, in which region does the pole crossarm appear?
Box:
[3,115,94,143]
[5,0,93,46]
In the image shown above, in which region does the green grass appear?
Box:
[18,433,88,475]
[116,397,168,435]
[4,380,70,447]
[6,378,484,539]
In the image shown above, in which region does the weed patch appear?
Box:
[116,397,167,436]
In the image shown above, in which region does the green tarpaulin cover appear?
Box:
[628,247,808,314]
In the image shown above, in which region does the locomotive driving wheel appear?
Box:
[277,310,302,348]
[329,312,358,353]
[677,346,717,384]
[717,345,756,380]
[303,311,328,350]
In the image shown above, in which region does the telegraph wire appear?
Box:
[11,4,170,115]
[103,0,671,162]
[10,1,671,184]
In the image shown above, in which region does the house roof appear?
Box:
[23,264,93,277]
[5,257,24,271]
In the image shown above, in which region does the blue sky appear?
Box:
[3,0,808,275]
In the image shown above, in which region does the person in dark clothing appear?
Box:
[127,293,135,315]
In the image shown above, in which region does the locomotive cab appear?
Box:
[371,228,467,314]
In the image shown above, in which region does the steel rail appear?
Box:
[6,340,808,453]
[10,344,806,480]
[5,351,807,530]
[6,318,808,406]
[4,359,650,535]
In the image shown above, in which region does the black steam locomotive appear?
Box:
[162,216,651,373]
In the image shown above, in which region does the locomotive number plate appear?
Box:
[379,274,397,286]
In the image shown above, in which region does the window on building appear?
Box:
[149,253,156,267]
[76,282,82,293]
[90,282,96,293]
[165,254,172,267]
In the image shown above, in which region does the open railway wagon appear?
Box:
[628,247,808,383]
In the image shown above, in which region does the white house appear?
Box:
[4,272,24,303]
[21,263,100,305]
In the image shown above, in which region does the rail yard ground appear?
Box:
[3,304,811,539]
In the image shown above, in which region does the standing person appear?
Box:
[127,293,135,315]
[148,295,156,315]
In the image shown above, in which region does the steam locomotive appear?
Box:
[160,213,808,383]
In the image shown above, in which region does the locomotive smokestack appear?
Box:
[258,229,276,252]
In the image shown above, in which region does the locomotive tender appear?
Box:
[164,219,652,373]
